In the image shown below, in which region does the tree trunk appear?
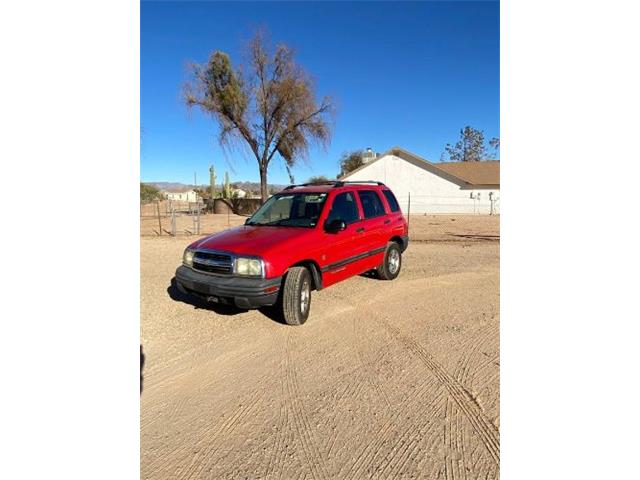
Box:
[260,166,268,203]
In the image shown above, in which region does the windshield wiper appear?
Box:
[263,219,290,226]
[245,219,285,226]
[250,219,313,227]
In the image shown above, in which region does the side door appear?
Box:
[319,191,363,286]
[381,188,408,241]
[354,189,389,271]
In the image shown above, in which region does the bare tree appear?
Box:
[184,31,334,202]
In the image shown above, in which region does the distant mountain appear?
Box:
[146,182,195,192]
[145,181,287,193]
[231,181,287,193]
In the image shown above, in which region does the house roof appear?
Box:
[341,147,500,187]
[435,160,500,186]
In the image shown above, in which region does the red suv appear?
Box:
[175,181,408,325]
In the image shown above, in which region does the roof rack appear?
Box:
[339,180,386,186]
[283,180,385,190]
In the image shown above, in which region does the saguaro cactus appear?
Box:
[209,165,217,199]
[222,171,232,199]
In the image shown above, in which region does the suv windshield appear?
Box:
[247,192,328,228]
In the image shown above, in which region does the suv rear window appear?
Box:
[357,190,386,219]
[382,189,400,212]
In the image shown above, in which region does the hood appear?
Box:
[190,225,313,257]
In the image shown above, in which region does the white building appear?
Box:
[341,147,500,214]
[362,147,377,164]
[164,189,198,202]
[232,188,248,198]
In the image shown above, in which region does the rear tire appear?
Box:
[376,242,402,280]
[281,267,312,325]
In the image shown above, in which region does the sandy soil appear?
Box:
[140,215,499,479]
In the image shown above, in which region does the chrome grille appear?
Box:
[192,250,233,275]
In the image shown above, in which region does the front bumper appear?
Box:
[175,265,282,309]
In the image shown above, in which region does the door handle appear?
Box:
[384,219,391,225]
[356,227,365,233]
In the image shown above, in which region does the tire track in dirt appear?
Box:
[327,269,499,478]
[263,333,293,480]
[454,402,468,479]
[363,305,498,479]
[351,316,392,408]
[467,355,500,383]
[264,402,288,480]
[281,329,331,480]
[141,342,260,433]
[376,391,449,479]
[325,277,469,479]
[177,396,265,480]
[332,275,498,478]
[266,301,368,478]
[141,388,266,479]
[444,399,463,480]
[338,372,444,479]
[381,319,500,466]
[440,322,499,480]
[375,326,495,480]
[141,316,272,432]
[142,321,282,479]
[323,377,367,460]
[348,271,498,478]
[142,407,218,478]
[327,282,450,479]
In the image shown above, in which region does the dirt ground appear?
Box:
[140,215,500,479]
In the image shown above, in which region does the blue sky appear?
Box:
[141,1,499,185]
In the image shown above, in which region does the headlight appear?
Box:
[235,257,263,276]
[183,249,194,267]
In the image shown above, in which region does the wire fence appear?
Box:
[140,192,499,237]
[140,200,207,237]
[395,193,500,216]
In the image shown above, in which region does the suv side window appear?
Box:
[358,190,386,219]
[326,192,360,224]
[382,189,400,212]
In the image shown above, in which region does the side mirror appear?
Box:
[324,219,347,233]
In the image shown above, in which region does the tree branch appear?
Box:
[266,101,332,165]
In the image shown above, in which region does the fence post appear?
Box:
[156,200,162,236]
[194,202,200,235]
[171,207,176,236]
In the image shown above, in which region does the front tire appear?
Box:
[281,266,312,325]
[376,242,402,280]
